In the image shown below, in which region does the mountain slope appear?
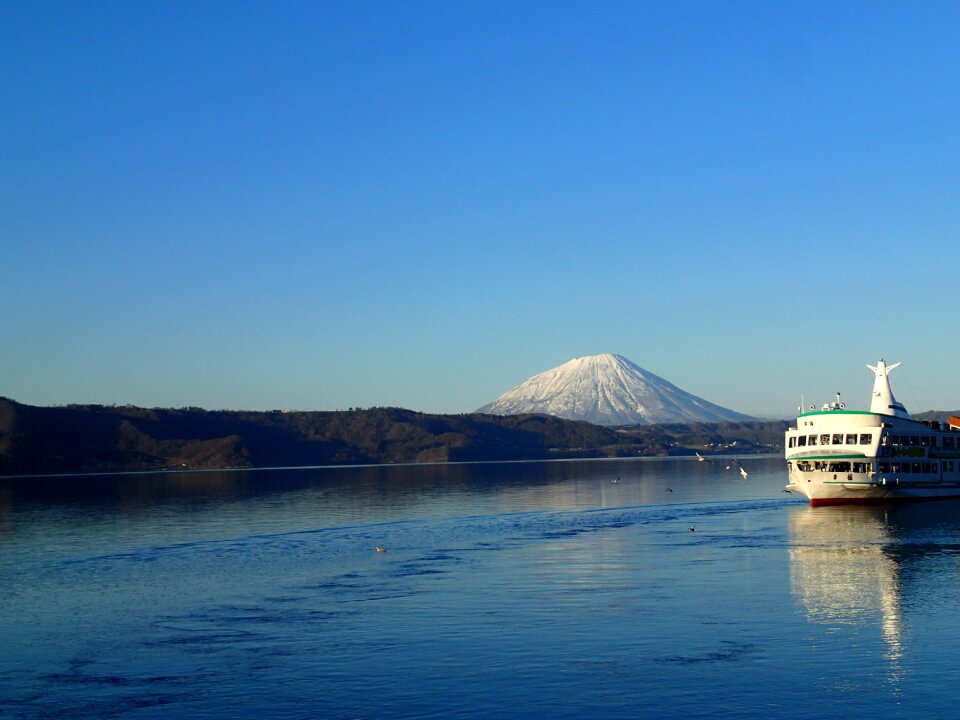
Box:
[477,353,752,426]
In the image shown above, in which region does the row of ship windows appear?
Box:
[788,432,959,449]
[788,434,872,448]
[789,460,958,473]
[884,434,958,448]
[878,461,957,473]
[791,461,872,473]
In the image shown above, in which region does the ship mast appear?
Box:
[867,359,909,418]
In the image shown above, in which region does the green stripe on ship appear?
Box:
[796,410,877,418]
[789,454,868,460]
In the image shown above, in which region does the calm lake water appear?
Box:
[3,456,960,718]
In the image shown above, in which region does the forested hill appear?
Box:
[0,397,788,476]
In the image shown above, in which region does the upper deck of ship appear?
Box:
[784,359,960,461]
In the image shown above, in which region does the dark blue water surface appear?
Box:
[3,456,960,718]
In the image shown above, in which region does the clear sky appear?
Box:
[3,1,960,418]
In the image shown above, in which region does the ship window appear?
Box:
[859,434,872,445]
[832,434,843,445]
[798,461,811,471]
[922,463,931,473]
[910,435,920,446]
[808,435,817,446]
[945,437,955,449]
[880,463,891,472]
[853,462,869,473]
[900,463,910,473]
[829,461,851,472]
[845,434,857,444]
[820,434,830,445]
[789,437,795,448]
[797,436,807,447]
[891,434,901,445]
[921,436,931,447]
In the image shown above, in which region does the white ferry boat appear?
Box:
[785,360,960,506]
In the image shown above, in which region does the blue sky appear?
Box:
[3,1,960,418]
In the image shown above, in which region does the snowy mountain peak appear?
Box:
[477,353,752,426]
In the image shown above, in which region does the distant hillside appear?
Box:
[913,410,960,423]
[0,397,788,476]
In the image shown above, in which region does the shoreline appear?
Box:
[0,452,783,481]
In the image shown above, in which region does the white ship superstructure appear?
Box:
[785,360,960,506]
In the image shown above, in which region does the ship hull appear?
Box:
[786,480,960,506]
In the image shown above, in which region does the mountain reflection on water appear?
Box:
[789,501,960,688]
[0,457,780,557]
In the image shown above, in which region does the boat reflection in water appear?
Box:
[789,501,960,686]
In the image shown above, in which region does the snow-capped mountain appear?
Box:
[477,353,752,426]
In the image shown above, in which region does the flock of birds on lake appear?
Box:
[375,453,784,551]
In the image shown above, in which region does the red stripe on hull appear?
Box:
[810,493,960,507]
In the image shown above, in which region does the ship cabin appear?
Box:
[786,407,960,487]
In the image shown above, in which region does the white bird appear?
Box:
[375,546,387,553]
[611,476,620,484]
[735,460,748,479]
[696,452,712,463]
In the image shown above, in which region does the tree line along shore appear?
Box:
[1,396,795,476]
